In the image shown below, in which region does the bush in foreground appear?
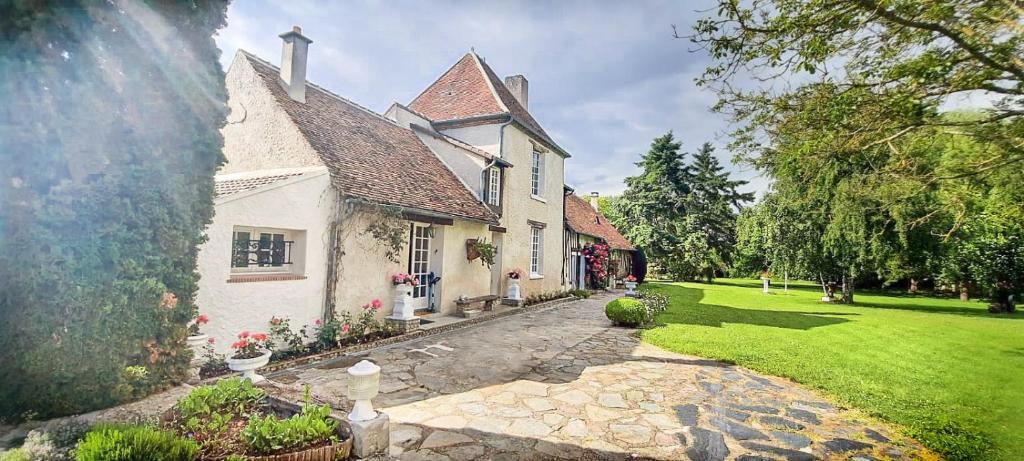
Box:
[605,298,649,326]
[75,425,198,461]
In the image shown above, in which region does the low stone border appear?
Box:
[197,295,583,383]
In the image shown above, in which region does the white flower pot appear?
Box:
[624,281,638,296]
[186,334,207,365]
[389,284,416,320]
[507,278,522,300]
[227,350,271,383]
[186,333,207,348]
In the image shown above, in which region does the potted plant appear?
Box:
[186,313,210,348]
[506,268,524,300]
[624,274,639,296]
[466,238,497,266]
[227,331,272,382]
[389,273,419,320]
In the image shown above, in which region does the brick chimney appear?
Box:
[504,75,528,110]
[278,26,313,103]
[589,192,600,211]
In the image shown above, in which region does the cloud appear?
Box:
[215,0,768,198]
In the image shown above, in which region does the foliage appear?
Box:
[313,300,394,351]
[239,390,338,455]
[568,289,591,299]
[612,134,752,283]
[74,424,198,461]
[268,316,311,359]
[198,340,228,379]
[637,291,669,319]
[229,332,271,360]
[581,243,611,288]
[523,290,574,306]
[691,0,1024,303]
[361,205,408,264]
[605,298,649,327]
[467,238,497,267]
[632,248,649,283]
[0,1,230,419]
[642,279,1022,460]
[174,378,266,423]
[0,449,31,461]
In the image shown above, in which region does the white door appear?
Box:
[409,223,431,310]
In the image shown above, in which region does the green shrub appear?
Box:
[74,425,198,461]
[637,291,669,318]
[605,298,649,327]
[0,2,230,420]
[240,401,338,455]
[0,449,32,461]
[174,378,266,421]
[569,289,591,299]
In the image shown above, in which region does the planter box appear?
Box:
[244,397,353,461]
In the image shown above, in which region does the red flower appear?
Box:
[315,319,322,326]
[196,314,209,324]
[371,299,383,309]
[252,333,268,341]
[238,330,250,339]
[231,339,248,349]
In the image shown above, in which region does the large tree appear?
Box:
[0,1,229,419]
[691,0,1024,304]
[688,142,755,274]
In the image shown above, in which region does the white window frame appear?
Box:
[530,226,544,277]
[530,150,544,198]
[487,167,501,206]
[230,226,297,274]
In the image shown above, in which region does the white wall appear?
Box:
[196,171,334,353]
[221,53,323,174]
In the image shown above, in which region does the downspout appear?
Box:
[479,114,515,200]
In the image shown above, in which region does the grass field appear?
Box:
[641,279,1024,461]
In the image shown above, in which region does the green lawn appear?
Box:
[641,279,1024,461]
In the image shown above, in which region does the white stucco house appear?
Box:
[196,27,571,351]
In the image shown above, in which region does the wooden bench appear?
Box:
[455,295,500,318]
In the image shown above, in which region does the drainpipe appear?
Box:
[479,114,514,202]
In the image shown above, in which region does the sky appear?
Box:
[214,0,769,198]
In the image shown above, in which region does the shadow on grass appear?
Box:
[657,279,1024,321]
[652,284,852,330]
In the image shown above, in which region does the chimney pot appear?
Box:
[589,192,600,211]
[278,26,313,103]
[504,75,529,110]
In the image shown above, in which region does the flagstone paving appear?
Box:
[266,292,929,460]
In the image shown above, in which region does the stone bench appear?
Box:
[455,295,500,318]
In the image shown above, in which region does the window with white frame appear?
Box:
[487,167,501,206]
[530,226,544,276]
[230,226,301,273]
[530,150,543,197]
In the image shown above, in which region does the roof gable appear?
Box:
[565,194,635,251]
[240,51,497,224]
[409,52,568,157]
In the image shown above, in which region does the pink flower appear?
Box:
[238,330,250,339]
[252,333,268,341]
[371,299,383,309]
[315,319,322,326]
[341,324,350,333]
[207,337,215,344]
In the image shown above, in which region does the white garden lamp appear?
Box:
[347,360,381,422]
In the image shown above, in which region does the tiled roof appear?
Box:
[409,53,568,157]
[564,194,635,251]
[215,172,305,197]
[241,52,497,224]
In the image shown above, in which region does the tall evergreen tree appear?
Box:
[688,143,755,273]
[0,1,229,419]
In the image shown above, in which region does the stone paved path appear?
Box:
[268,292,929,461]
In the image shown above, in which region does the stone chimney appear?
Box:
[589,192,600,211]
[504,75,528,110]
[278,26,313,103]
